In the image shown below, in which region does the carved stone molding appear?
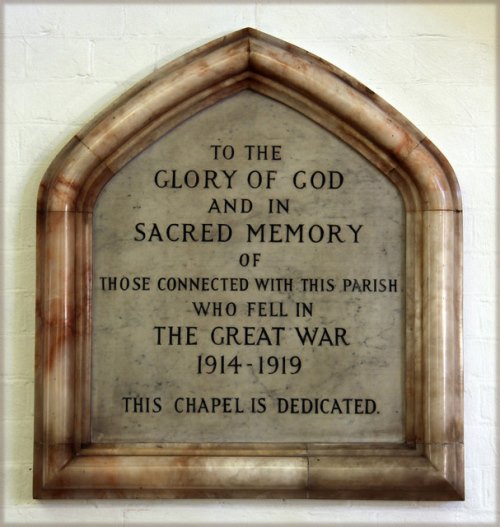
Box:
[34,28,463,499]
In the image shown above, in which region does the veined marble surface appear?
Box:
[34,28,463,500]
[91,91,405,444]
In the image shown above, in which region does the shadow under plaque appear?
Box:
[34,28,463,500]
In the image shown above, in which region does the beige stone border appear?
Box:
[34,28,463,499]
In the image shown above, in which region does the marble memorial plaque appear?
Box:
[91,92,405,444]
[34,29,463,499]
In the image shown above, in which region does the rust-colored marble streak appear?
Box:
[34,28,463,499]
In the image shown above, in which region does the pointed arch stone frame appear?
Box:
[34,29,463,500]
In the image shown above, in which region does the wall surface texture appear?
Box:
[2,2,497,525]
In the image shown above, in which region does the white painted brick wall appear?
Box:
[2,2,497,525]
[26,38,92,79]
